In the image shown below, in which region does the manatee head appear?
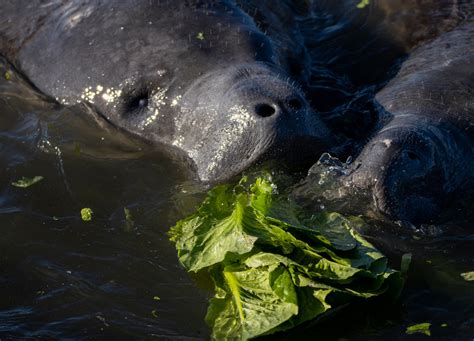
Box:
[15,2,330,183]
[171,63,329,182]
[347,116,469,224]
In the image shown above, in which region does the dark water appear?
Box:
[1,6,474,340]
[0,59,210,339]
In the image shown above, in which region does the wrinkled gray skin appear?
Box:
[0,1,331,183]
[347,22,474,224]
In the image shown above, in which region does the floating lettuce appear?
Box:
[80,208,93,222]
[356,0,370,9]
[169,177,404,340]
[406,322,432,336]
[461,271,474,281]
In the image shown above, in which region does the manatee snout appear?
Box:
[176,63,330,182]
[348,126,448,224]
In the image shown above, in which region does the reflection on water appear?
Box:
[0,58,209,339]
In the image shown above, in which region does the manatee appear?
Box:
[291,1,474,225]
[299,0,473,158]
[0,1,333,183]
[345,21,474,224]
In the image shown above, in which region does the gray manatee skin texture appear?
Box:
[0,0,332,183]
[371,0,473,51]
[349,20,474,224]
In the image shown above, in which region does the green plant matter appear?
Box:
[406,322,431,336]
[169,176,404,340]
[11,176,44,188]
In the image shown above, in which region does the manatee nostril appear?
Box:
[254,103,276,117]
[287,97,303,111]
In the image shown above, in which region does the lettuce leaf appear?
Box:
[169,176,404,340]
[206,260,299,340]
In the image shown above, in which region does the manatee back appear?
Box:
[376,22,474,126]
[0,1,69,60]
[375,0,474,51]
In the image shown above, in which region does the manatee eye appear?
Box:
[122,87,150,115]
[129,95,149,110]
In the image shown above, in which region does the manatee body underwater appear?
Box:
[288,0,474,226]
[0,0,338,184]
[340,16,474,225]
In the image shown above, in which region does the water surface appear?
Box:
[0,6,473,337]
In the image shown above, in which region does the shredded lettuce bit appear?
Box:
[80,208,93,222]
[406,322,431,336]
[124,207,135,230]
[461,271,474,281]
[196,32,205,40]
[11,176,44,188]
[169,176,404,340]
[356,0,370,9]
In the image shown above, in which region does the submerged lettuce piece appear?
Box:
[11,175,44,188]
[461,271,474,281]
[169,176,404,340]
